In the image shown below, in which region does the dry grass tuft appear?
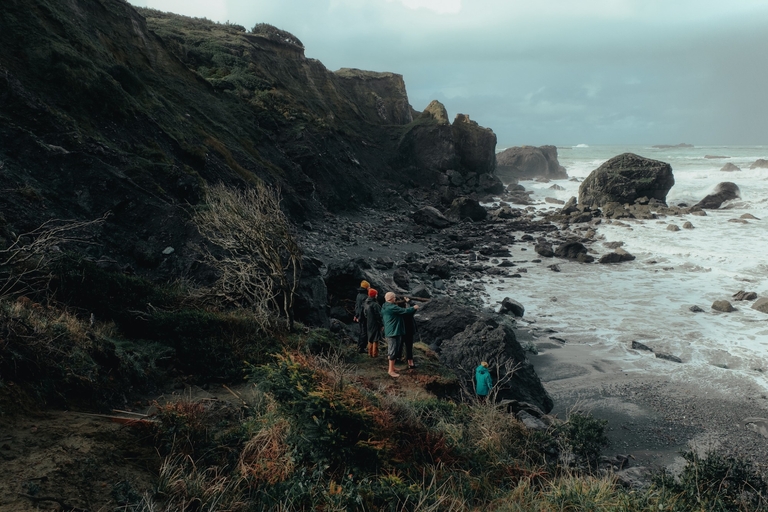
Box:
[238,418,294,485]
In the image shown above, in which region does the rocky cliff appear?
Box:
[0,0,498,277]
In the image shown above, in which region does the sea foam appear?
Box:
[486,145,768,393]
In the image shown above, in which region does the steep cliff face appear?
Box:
[333,68,417,125]
[451,114,497,176]
[0,0,498,275]
[396,101,501,198]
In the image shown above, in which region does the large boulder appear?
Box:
[598,248,636,264]
[752,297,768,314]
[534,241,555,258]
[695,182,740,209]
[496,145,568,181]
[578,153,675,208]
[445,197,487,222]
[712,300,736,312]
[554,241,594,263]
[439,318,553,413]
[750,159,768,169]
[499,297,525,317]
[414,297,482,350]
[412,206,452,229]
[720,163,741,172]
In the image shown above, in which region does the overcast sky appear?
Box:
[128,0,768,147]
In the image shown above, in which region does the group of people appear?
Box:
[353,280,419,378]
[353,280,494,398]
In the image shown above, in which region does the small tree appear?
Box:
[193,182,302,331]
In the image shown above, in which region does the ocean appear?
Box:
[487,145,768,394]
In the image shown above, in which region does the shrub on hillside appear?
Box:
[653,450,768,511]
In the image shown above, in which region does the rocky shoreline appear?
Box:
[296,177,768,482]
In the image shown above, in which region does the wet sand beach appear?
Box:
[529,338,768,473]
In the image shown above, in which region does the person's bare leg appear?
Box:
[388,359,399,377]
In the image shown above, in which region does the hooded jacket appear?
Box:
[381,301,416,338]
[475,365,493,397]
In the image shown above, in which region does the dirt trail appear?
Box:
[0,408,157,511]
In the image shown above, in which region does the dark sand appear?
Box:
[529,339,768,473]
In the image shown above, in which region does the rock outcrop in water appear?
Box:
[695,182,741,209]
[495,145,568,181]
[578,153,675,208]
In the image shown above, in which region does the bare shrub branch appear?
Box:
[0,214,108,299]
[192,183,302,331]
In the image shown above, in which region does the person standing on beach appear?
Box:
[381,291,418,378]
[353,280,370,353]
[475,362,493,402]
[363,288,383,358]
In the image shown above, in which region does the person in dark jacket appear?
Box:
[475,361,493,402]
[363,288,382,357]
[381,291,418,378]
[353,280,370,353]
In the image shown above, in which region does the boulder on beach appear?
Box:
[598,248,636,264]
[750,159,768,169]
[439,318,554,413]
[495,145,568,181]
[412,206,452,228]
[499,297,525,317]
[695,182,740,209]
[392,267,410,290]
[732,290,757,301]
[445,196,488,222]
[535,241,555,258]
[554,241,595,263]
[712,300,736,312]
[426,259,452,279]
[752,297,768,314]
[720,162,741,172]
[414,297,482,350]
[578,153,675,208]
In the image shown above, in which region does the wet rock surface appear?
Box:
[578,153,675,208]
